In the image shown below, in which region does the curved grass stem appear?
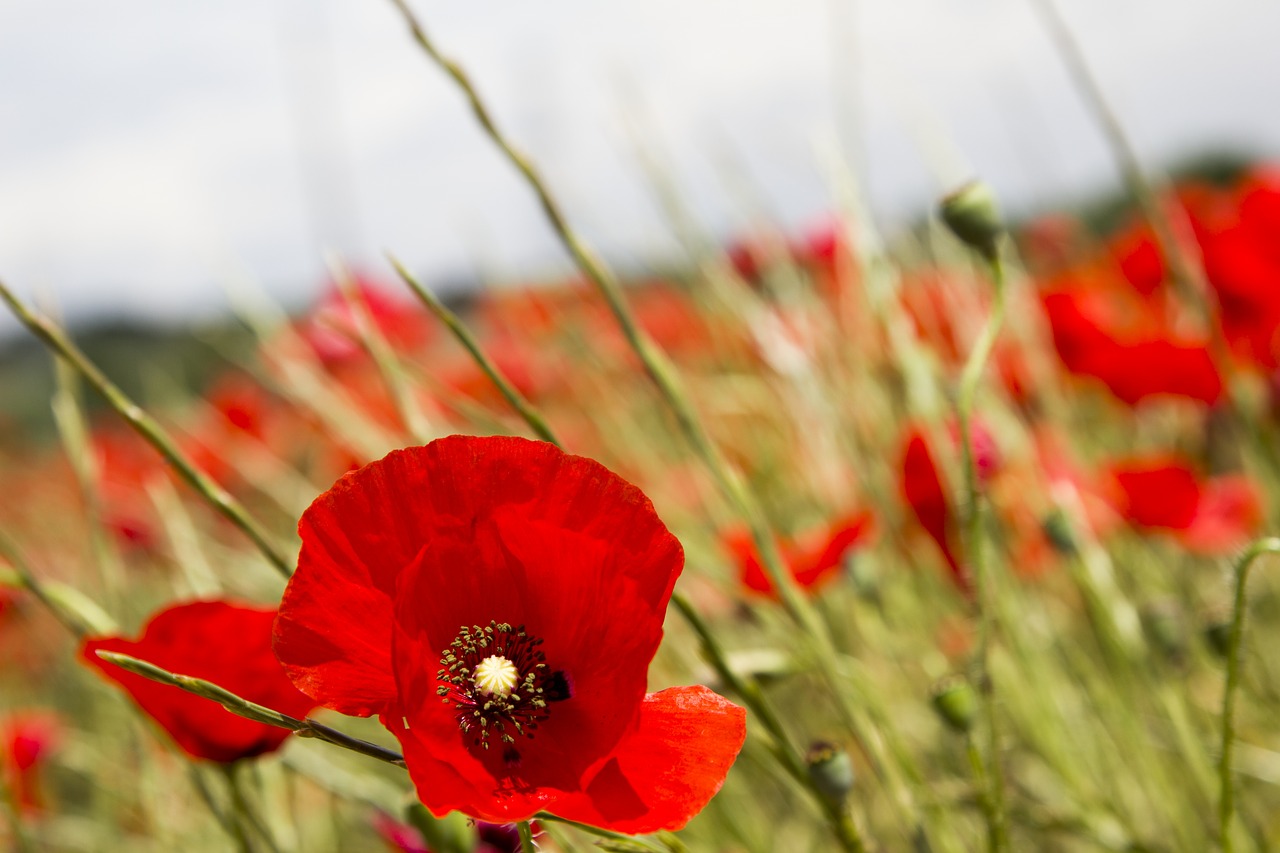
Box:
[955,251,1009,852]
[1218,536,1280,852]
[94,651,407,769]
[0,280,295,579]
[672,594,867,852]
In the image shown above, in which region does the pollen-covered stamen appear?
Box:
[436,620,569,756]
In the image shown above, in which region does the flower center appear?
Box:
[473,655,519,697]
[436,621,570,760]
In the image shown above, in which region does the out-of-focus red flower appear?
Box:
[81,601,318,763]
[1198,169,1280,370]
[2,712,60,813]
[274,436,746,832]
[899,427,968,593]
[726,512,876,598]
[91,425,167,551]
[1040,281,1223,405]
[1105,456,1263,555]
[371,812,430,853]
[298,275,433,366]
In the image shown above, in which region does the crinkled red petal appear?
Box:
[550,686,746,834]
[388,509,671,812]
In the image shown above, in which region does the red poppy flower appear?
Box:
[274,435,746,832]
[1105,456,1263,555]
[298,275,433,366]
[2,712,60,813]
[81,601,318,763]
[899,427,968,593]
[1040,283,1222,405]
[726,512,876,598]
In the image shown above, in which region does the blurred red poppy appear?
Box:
[899,427,968,593]
[2,711,60,813]
[726,512,876,598]
[297,274,434,367]
[81,601,318,763]
[1105,456,1263,555]
[1040,282,1223,406]
[274,435,746,832]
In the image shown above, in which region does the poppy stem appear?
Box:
[0,280,296,580]
[93,651,408,769]
[1218,536,1280,852]
[672,593,868,853]
[327,254,437,445]
[516,820,536,852]
[0,531,117,638]
[534,814,669,851]
[389,256,561,447]
[955,248,1009,853]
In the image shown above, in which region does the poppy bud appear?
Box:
[931,675,977,733]
[1203,612,1233,660]
[806,741,855,802]
[940,181,1004,260]
[1041,509,1078,557]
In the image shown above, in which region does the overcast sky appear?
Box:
[1,0,1278,334]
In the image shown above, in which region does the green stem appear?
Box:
[389,257,560,446]
[220,766,254,853]
[94,651,407,768]
[517,820,536,852]
[955,252,1009,853]
[329,255,435,445]
[0,530,116,637]
[534,814,666,851]
[0,281,294,579]
[672,594,867,853]
[1218,537,1280,851]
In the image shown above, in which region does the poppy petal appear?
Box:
[550,686,747,834]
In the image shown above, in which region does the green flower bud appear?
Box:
[940,180,1004,259]
[1203,614,1233,660]
[806,741,855,802]
[1040,509,1078,557]
[931,675,978,734]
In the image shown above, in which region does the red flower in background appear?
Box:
[1105,456,1262,555]
[899,427,968,593]
[1040,280,1223,406]
[726,512,876,598]
[81,601,318,763]
[2,712,60,813]
[274,436,745,832]
[298,275,433,366]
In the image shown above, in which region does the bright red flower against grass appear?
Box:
[273,435,746,832]
[726,512,876,598]
[1105,456,1263,555]
[81,601,318,763]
